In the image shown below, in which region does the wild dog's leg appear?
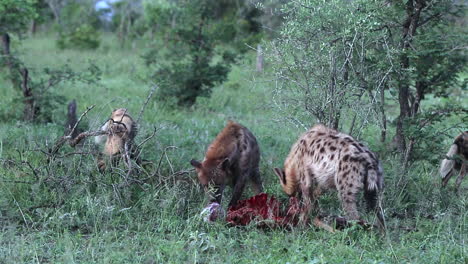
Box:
[442,169,454,187]
[97,153,106,172]
[455,162,466,191]
[250,167,263,194]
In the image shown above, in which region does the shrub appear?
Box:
[57,24,100,50]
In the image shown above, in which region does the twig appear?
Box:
[136,84,157,125]
[69,130,108,147]
[49,105,95,155]
[124,141,132,180]
[136,125,159,150]
[0,158,39,180]
[68,104,95,138]
[13,196,29,229]
[156,146,177,176]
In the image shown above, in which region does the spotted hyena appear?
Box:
[440,131,467,190]
[190,121,263,207]
[274,124,385,230]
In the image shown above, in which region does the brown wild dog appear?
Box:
[190,121,263,207]
[95,108,138,172]
[274,124,385,231]
[440,131,467,190]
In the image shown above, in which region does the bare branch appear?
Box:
[136,84,157,125]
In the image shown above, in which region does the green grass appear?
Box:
[0,33,466,263]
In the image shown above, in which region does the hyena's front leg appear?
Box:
[455,162,466,191]
[228,170,248,207]
[250,167,263,194]
[299,180,312,226]
[339,189,360,221]
[229,180,246,207]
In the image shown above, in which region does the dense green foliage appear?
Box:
[143,0,262,106]
[267,0,467,166]
[0,0,37,35]
[55,1,101,50]
[57,24,101,50]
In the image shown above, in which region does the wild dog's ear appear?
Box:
[190,159,202,169]
[274,167,286,185]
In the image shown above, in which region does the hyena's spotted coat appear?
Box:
[274,124,384,229]
[191,121,263,207]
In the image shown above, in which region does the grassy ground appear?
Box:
[0,33,466,263]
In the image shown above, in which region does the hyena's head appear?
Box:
[273,167,297,196]
[190,158,229,202]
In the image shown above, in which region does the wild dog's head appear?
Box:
[109,108,133,136]
[111,108,129,119]
[273,167,297,197]
[190,158,230,202]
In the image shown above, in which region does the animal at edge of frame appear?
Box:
[274,124,386,233]
[95,108,138,172]
[440,131,468,191]
[190,120,264,221]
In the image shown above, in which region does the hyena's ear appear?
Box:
[220,158,230,170]
[274,167,286,185]
[190,159,202,169]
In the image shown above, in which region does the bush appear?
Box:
[57,24,100,50]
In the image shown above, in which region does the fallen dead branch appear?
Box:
[69,130,108,147]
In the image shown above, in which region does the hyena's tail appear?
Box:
[440,144,458,186]
[364,161,383,211]
[364,160,386,231]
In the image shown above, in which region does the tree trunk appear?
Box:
[396,0,425,166]
[2,33,39,122]
[256,44,263,73]
[2,33,21,89]
[46,0,61,25]
[21,68,39,122]
[30,19,37,36]
[380,84,387,143]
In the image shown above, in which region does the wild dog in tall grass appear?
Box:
[440,131,467,190]
[274,124,385,231]
[95,108,137,172]
[190,121,263,207]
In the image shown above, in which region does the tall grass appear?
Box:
[0,34,466,263]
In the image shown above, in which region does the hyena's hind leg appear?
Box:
[337,161,362,221]
[249,167,263,194]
